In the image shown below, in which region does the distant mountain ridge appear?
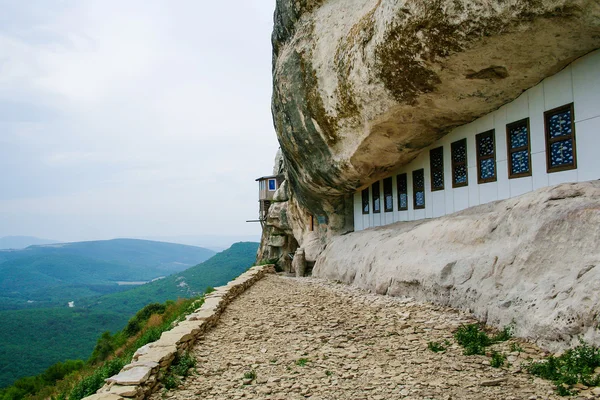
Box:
[0,236,60,250]
[0,238,216,309]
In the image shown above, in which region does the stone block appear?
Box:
[105,367,152,385]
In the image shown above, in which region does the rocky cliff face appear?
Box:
[313,181,600,350]
[272,0,600,229]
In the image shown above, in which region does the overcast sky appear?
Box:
[0,1,279,243]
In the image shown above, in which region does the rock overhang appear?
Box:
[271,0,600,228]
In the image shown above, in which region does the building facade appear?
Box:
[354,49,600,231]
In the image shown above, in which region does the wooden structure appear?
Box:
[254,175,284,224]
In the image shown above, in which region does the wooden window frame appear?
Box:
[383,177,393,212]
[412,169,425,210]
[476,129,497,184]
[451,139,468,188]
[397,173,408,211]
[544,103,577,173]
[372,181,381,214]
[506,118,532,179]
[361,188,369,215]
[429,146,445,191]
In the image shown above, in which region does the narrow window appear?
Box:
[430,146,444,191]
[383,177,393,212]
[310,215,314,231]
[451,139,468,188]
[361,188,369,215]
[412,169,425,209]
[372,181,380,214]
[476,130,497,184]
[268,178,277,191]
[506,118,532,178]
[397,173,408,211]
[545,103,577,173]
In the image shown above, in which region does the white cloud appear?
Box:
[0,0,279,241]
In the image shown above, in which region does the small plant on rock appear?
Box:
[243,370,256,380]
[295,358,310,367]
[510,342,524,353]
[526,340,600,396]
[454,324,513,356]
[427,341,447,353]
[490,351,507,368]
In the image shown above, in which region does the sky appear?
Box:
[0,0,279,244]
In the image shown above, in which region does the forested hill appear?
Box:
[0,241,259,389]
[0,239,216,310]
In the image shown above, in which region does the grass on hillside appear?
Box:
[0,293,207,400]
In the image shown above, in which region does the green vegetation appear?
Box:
[427,340,449,353]
[510,342,523,353]
[243,370,257,381]
[0,291,208,400]
[526,341,600,396]
[454,323,512,356]
[295,358,310,367]
[490,350,507,368]
[163,351,197,390]
[0,242,258,390]
[0,239,215,310]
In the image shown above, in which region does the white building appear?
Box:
[354,49,600,231]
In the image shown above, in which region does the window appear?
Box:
[506,118,532,178]
[397,173,408,211]
[268,179,277,191]
[372,181,381,213]
[545,103,577,172]
[361,188,369,215]
[430,146,444,191]
[383,177,393,212]
[451,139,468,188]
[413,169,425,209]
[476,130,497,183]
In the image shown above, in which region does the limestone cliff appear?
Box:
[272,0,600,230]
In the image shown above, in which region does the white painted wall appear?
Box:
[353,49,600,231]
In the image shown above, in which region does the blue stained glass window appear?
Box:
[476,130,496,183]
[412,169,425,209]
[451,139,468,187]
[415,191,425,207]
[397,173,408,210]
[507,118,531,178]
[545,104,576,172]
[361,188,369,215]
[454,165,467,184]
[480,158,496,180]
[548,110,573,139]
[372,181,380,213]
[510,150,530,175]
[430,147,444,191]
[383,177,393,212]
[510,126,528,149]
[550,139,574,167]
[399,193,408,209]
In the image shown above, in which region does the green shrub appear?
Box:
[526,341,600,395]
[454,324,512,356]
[295,358,309,367]
[243,370,256,380]
[68,358,125,400]
[427,341,447,353]
[490,351,506,368]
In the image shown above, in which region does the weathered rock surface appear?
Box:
[313,181,600,351]
[272,0,600,226]
[153,275,573,400]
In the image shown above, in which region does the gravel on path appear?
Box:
[152,274,570,400]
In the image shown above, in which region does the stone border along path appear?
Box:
[149,275,590,400]
[83,264,276,400]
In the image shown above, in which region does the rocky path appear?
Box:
[154,275,567,400]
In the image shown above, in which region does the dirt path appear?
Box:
[154,274,564,400]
